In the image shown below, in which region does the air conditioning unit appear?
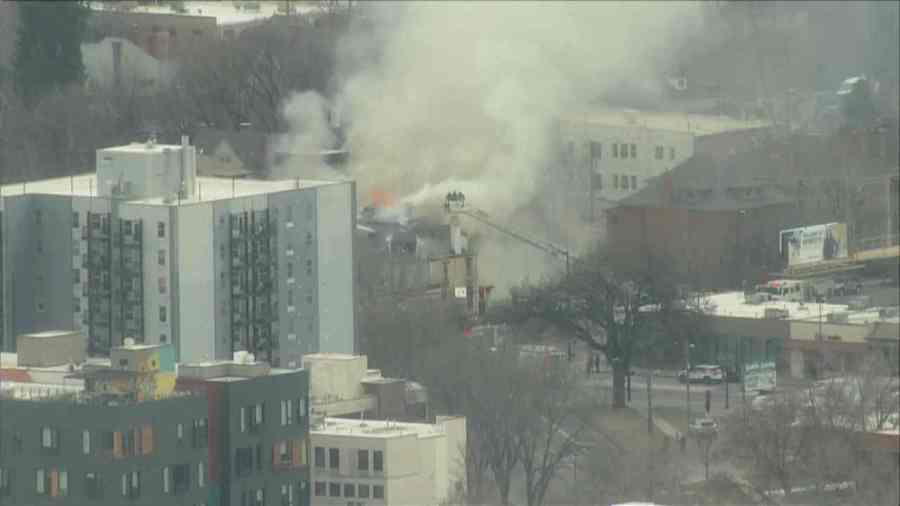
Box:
[764,308,789,319]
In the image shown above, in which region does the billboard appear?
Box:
[744,361,776,393]
[779,223,848,266]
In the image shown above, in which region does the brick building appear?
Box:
[606,150,796,289]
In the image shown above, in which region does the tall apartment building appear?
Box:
[0,138,357,365]
[310,417,466,506]
[0,340,312,506]
[556,108,771,220]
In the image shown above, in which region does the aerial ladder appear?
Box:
[444,191,573,276]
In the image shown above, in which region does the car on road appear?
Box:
[688,416,719,435]
[677,364,724,384]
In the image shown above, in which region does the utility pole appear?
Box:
[686,343,694,425]
[647,371,654,503]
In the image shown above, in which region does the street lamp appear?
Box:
[686,343,695,425]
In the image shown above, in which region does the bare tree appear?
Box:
[500,249,694,408]
[515,365,594,506]
[720,392,812,499]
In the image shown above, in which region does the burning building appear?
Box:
[355,191,489,318]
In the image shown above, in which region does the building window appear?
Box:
[373,450,383,472]
[240,407,247,433]
[631,175,637,189]
[121,471,140,499]
[176,423,184,444]
[74,298,81,313]
[160,333,167,343]
[35,209,43,226]
[172,464,190,495]
[197,462,205,488]
[357,450,369,470]
[36,238,44,253]
[159,277,167,294]
[669,146,675,160]
[157,222,166,238]
[159,306,167,322]
[620,175,629,190]
[280,400,294,426]
[655,145,664,159]
[72,212,79,228]
[0,468,10,497]
[287,290,294,306]
[612,143,618,158]
[358,484,370,498]
[373,485,384,499]
[613,174,619,189]
[328,448,339,469]
[82,430,91,455]
[251,403,264,431]
[314,447,325,467]
[344,483,355,497]
[36,468,68,496]
[41,426,60,453]
[281,483,294,505]
[328,482,340,497]
[314,482,326,496]
[162,466,170,494]
[85,472,102,499]
[296,397,306,421]
[159,249,166,266]
[192,418,208,448]
[306,259,312,275]
[235,448,253,477]
[630,143,637,158]
[287,262,294,278]
[589,141,602,160]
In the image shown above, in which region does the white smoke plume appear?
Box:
[280,1,702,294]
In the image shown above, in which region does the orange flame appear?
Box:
[371,190,396,208]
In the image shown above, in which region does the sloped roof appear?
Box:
[616,150,793,211]
[193,127,270,175]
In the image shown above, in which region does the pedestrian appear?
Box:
[567,341,574,362]
[679,432,686,453]
[594,354,601,373]
[586,355,592,377]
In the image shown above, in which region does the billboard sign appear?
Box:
[454,287,467,299]
[744,361,776,393]
[779,223,848,266]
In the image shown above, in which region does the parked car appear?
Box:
[677,364,724,384]
[688,416,719,435]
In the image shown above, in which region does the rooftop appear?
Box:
[0,173,342,205]
[20,330,77,338]
[701,291,900,325]
[560,107,771,136]
[87,1,315,25]
[312,417,457,439]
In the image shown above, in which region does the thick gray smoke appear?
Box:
[279,1,702,294]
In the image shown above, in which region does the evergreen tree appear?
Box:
[12,1,89,105]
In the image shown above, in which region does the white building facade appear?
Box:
[557,108,770,219]
[0,139,357,366]
[310,416,466,506]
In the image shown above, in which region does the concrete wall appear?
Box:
[17,331,86,367]
[315,183,355,354]
[175,204,215,362]
[2,195,76,350]
[302,354,368,403]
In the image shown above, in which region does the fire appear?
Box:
[370,190,396,208]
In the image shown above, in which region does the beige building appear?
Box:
[302,353,428,422]
[310,416,466,506]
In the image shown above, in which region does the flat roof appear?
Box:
[87,1,315,25]
[0,173,344,204]
[311,417,448,439]
[302,353,362,361]
[21,330,78,338]
[702,291,900,324]
[560,107,771,136]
